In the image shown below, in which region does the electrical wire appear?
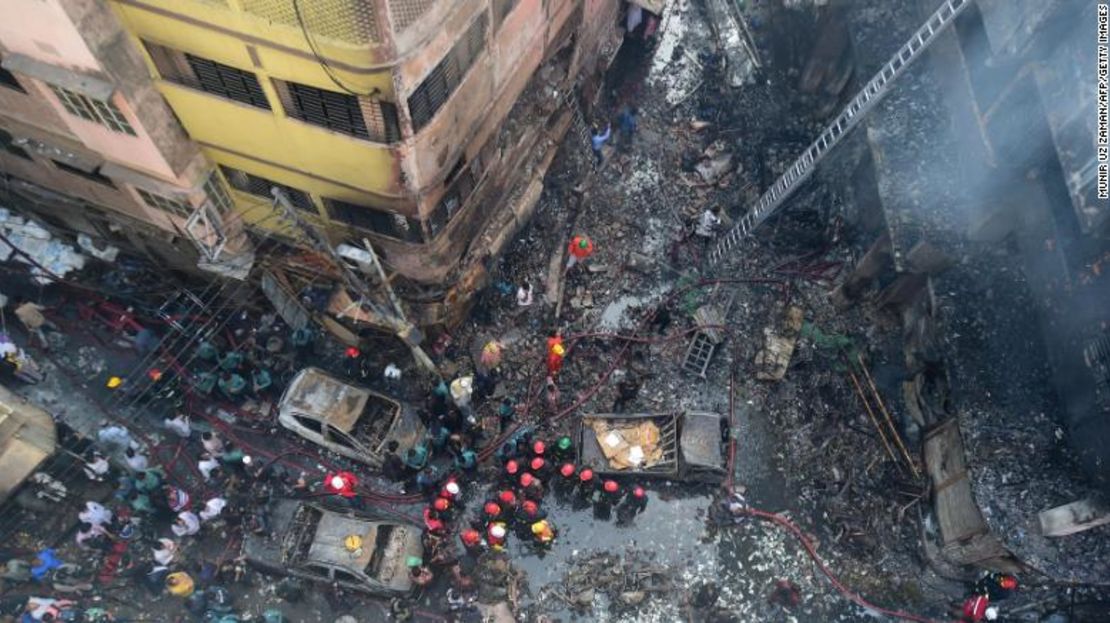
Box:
[291,0,369,97]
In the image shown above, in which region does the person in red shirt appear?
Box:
[960,594,991,622]
[566,235,594,270]
[546,333,566,378]
[422,507,446,535]
[324,471,358,499]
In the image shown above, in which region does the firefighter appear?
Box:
[530,519,556,548]
[460,528,482,552]
[530,456,551,480]
[520,473,544,501]
[552,436,575,462]
[617,485,648,524]
[974,573,1018,601]
[497,490,518,511]
[483,501,503,522]
[487,522,508,551]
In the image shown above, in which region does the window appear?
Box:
[0,63,25,93]
[221,165,315,212]
[428,157,476,237]
[49,86,136,135]
[0,128,31,160]
[407,14,487,131]
[187,54,270,109]
[325,198,424,243]
[137,188,192,219]
[328,426,357,449]
[493,0,519,30]
[145,42,271,110]
[203,172,234,215]
[279,81,370,140]
[333,569,362,585]
[294,415,324,435]
[52,160,115,187]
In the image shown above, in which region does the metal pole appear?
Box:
[270,188,440,378]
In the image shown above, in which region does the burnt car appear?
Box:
[277,367,424,468]
[578,410,729,483]
[243,499,423,596]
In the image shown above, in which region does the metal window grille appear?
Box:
[325,197,423,242]
[358,98,402,143]
[49,86,136,136]
[0,62,25,93]
[407,14,487,131]
[0,128,31,160]
[281,80,370,140]
[185,54,271,109]
[388,0,435,32]
[52,160,116,187]
[221,165,315,211]
[203,172,235,215]
[137,188,192,220]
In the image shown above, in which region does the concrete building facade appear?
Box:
[108,0,624,326]
[2,0,629,328]
[0,0,252,275]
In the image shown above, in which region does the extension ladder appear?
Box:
[707,0,971,266]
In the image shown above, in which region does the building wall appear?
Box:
[0,0,251,270]
[109,0,611,286]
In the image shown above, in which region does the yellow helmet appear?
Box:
[106,376,123,389]
[344,534,363,552]
[551,343,565,356]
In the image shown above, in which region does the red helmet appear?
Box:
[505,460,519,475]
[520,473,535,487]
[498,490,517,506]
[559,463,576,478]
[999,575,1018,590]
[531,457,545,472]
[483,501,501,517]
[345,346,360,358]
[533,441,546,455]
[460,529,481,546]
[522,500,539,516]
[603,480,619,493]
[633,485,646,498]
[579,468,594,482]
[433,497,449,512]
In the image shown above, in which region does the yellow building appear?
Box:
[109,0,624,326]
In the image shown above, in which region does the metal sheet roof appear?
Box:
[0,385,56,502]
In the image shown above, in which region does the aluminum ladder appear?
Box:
[707,0,971,266]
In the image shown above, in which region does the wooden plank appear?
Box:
[1039,498,1110,537]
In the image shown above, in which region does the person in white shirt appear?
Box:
[384,363,402,388]
[124,447,148,472]
[75,522,108,550]
[198,454,220,481]
[83,451,110,482]
[163,413,191,438]
[152,538,177,565]
[199,497,227,523]
[201,431,224,455]
[172,511,200,537]
[516,282,534,307]
[78,501,112,527]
